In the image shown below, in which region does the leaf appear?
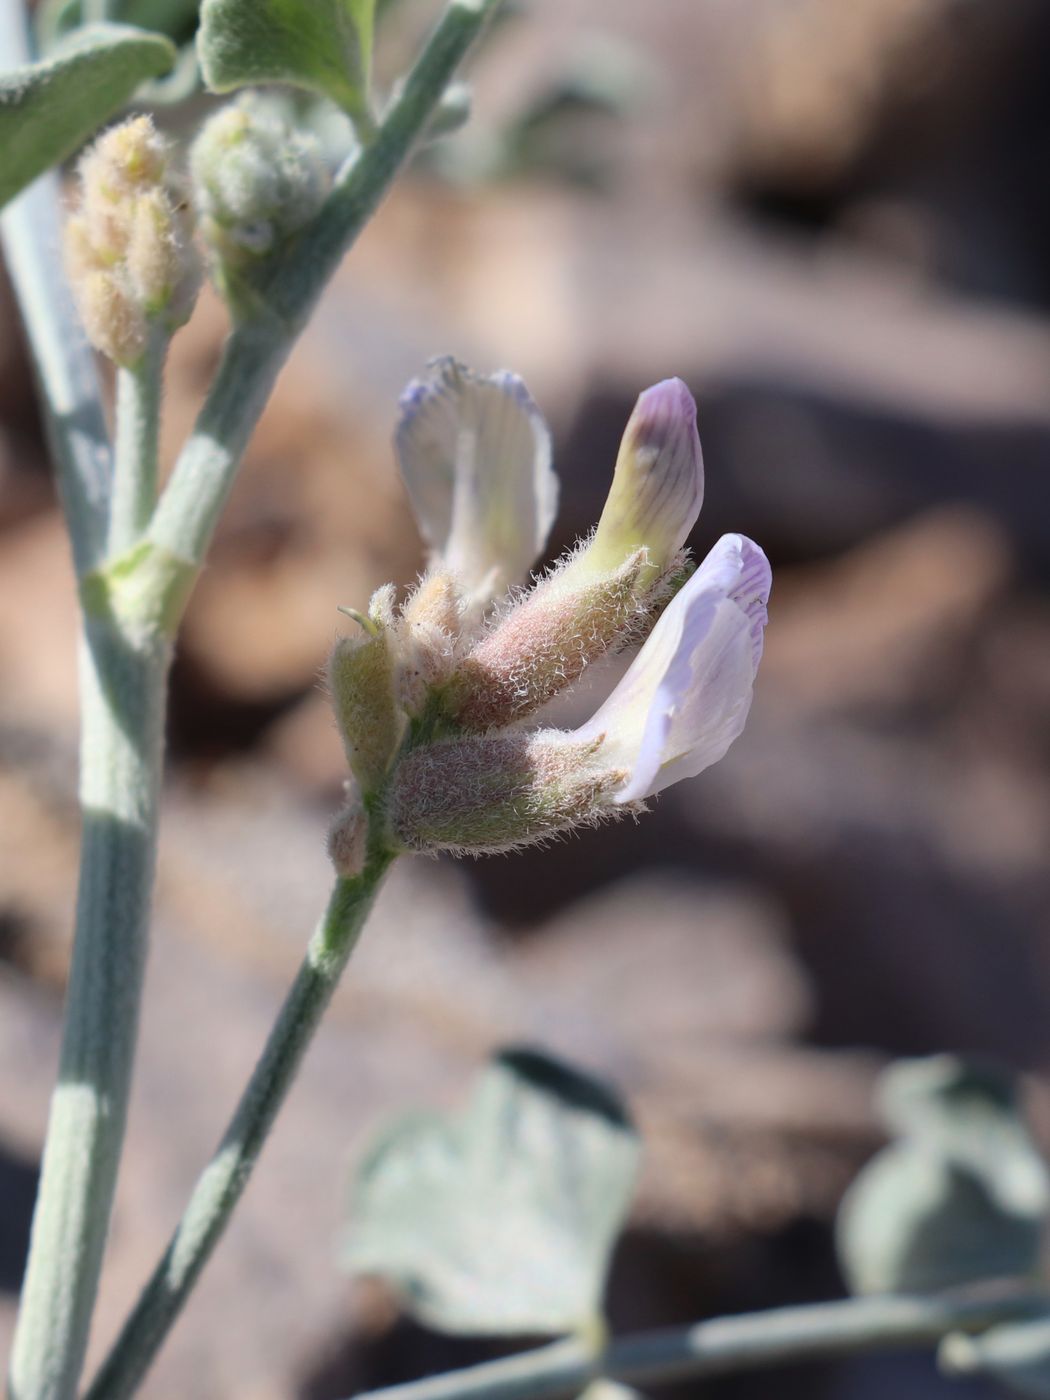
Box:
[344,1047,640,1335]
[0,23,176,209]
[836,1056,1050,1296]
[37,0,201,48]
[197,0,376,121]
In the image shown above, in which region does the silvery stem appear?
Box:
[85,863,393,1400]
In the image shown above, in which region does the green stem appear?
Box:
[7,3,499,1394]
[108,332,166,556]
[347,1288,1049,1400]
[9,619,170,1400]
[147,0,504,572]
[85,859,394,1400]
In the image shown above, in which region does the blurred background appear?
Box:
[3,0,1050,1394]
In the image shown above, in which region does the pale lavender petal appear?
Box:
[395,358,557,603]
[579,534,770,803]
[585,377,704,578]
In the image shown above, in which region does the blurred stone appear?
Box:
[515,875,812,1054]
[0,514,79,736]
[763,507,1012,712]
[732,0,965,190]
[0,763,76,988]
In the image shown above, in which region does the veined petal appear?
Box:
[578,534,771,803]
[582,377,704,583]
[395,357,557,607]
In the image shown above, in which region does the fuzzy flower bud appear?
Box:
[394,569,464,715]
[576,378,704,587]
[387,731,627,856]
[189,96,330,306]
[571,533,770,803]
[328,585,405,793]
[395,358,557,615]
[445,546,668,732]
[65,116,200,365]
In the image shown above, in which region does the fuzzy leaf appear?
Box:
[837,1056,1050,1296]
[344,1047,639,1335]
[197,0,375,119]
[0,23,175,209]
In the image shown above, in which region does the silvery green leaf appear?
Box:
[941,1318,1050,1397]
[395,358,557,610]
[197,0,375,122]
[836,1056,1050,1296]
[0,23,175,209]
[344,1047,639,1335]
[37,0,200,46]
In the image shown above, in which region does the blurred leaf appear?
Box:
[197,0,375,120]
[496,38,652,189]
[836,1056,1050,1296]
[137,40,200,105]
[0,23,176,210]
[37,0,201,48]
[344,1047,639,1335]
[940,1317,1050,1397]
[423,80,472,143]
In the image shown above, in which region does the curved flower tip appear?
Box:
[585,377,704,581]
[579,533,771,803]
[395,357,557,609]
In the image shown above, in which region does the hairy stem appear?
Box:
[85,860,394,1400]
[6,2,500,1394]
[108,333,166,556]
[8,621,170,1400]
[347,1287,1049,1400]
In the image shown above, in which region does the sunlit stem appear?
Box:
[349,1287,1049,1400]
[85,859,394,1400]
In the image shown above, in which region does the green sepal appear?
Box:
[0,22,176,209]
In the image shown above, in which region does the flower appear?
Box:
[328,363,770,867]
[574,533,770,803]
[395,357,557,611]
[437,375,706,731]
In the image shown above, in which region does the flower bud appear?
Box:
[388,731,626,856]
[328,585,405,793]
[577,378,704,587]
[65,116,200,365]
[394,569,464,715]
[69,266,149,368]
[189,96,330,307]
